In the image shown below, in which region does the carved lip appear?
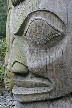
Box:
[12,74,54,102]
[13,74,54,94]
[13,73,54,88]
[12,86,53,95]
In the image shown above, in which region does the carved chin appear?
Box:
[11,0,24,6]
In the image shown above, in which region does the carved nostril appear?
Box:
[7,61,29,74]
[11,61,29,73]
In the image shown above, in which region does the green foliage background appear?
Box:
[0,0,7,38]
[0,39,6,61]
[0,39,6,82]
[0,0,7,82]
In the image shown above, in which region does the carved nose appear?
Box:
[7,36,28,74]
[7,61,29,74]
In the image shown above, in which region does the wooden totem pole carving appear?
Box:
[7,0,72,107]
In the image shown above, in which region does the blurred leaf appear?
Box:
[0,0,7,38]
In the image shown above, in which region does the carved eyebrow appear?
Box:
[11,0,25,6]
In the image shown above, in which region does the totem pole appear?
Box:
[7,0,72,107]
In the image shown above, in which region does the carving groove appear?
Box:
[11,0,24,6]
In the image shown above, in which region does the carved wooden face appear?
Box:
[8,0,72,100]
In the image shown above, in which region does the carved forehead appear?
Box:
[10,0,67,34]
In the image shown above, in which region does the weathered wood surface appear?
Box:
[16,95,72,108]
[7,0,72,107]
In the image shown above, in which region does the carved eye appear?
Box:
[23,11,66,50]
[11,0,25,6]
[24,18,65,49]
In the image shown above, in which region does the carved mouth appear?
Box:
[13,73,54,94]
[13,73,54,87]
